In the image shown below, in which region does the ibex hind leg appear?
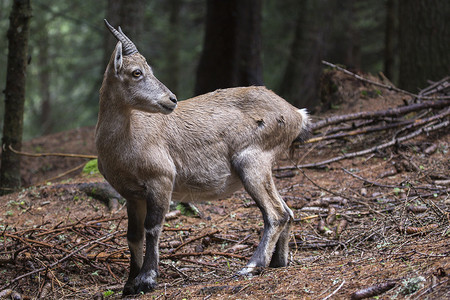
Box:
[269,200,293,268]
[233,151,291,276]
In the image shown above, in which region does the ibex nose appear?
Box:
[169,95,177,104]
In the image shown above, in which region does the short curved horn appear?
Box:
[104,19,138,56]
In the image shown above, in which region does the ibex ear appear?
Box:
[113,42,123,75]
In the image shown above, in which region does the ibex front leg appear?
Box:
[123,183,171,296]
[123,198,146,295]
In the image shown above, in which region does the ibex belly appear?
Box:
[172,161,242,203]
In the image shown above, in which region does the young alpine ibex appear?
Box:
[96,20,310,295]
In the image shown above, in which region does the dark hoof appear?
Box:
[122,276,157,297]
[269,257,288,268]
[122,282,136,297]
[135,272,157,294]
[135,281,157,294]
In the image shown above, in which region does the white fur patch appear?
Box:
[297,108,310,129]
[238,263,257,276]
[146,225,161,236]
[136,270,157,286]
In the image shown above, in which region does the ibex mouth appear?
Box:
[159,103,176,113]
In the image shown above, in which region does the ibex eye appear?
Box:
[132,70,142,77]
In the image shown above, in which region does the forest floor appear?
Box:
[0,71,449,299]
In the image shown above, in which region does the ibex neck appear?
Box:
[99,80,138,117]
[96,90,133,143]
[96,90,165,147]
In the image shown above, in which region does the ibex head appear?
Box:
[103,19,177,114]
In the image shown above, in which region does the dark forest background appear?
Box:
[0,0,449,140]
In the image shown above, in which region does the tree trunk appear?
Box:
[38,23,52,134]
[103,0,145,67]
[278,1,307,107]
[0,0,32,194]
[164,0,181,95]
[383,0,396,81]
[119,0,145,42]
[195,0,263,95]
[398,0,450,92]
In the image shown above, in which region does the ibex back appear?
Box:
[96,20,310,296]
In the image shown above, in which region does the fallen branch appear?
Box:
[418,76,450,97]
[284,120,449,169]
[341,168,446,191]
[310,99,449,131]
[350,281,397,300]
[322,61,450,101]
[307,120,413,143]
[8,145,97,159]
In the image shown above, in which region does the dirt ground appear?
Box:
[0,72,449,299]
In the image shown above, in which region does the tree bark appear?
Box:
[38,23,52,134]
[398,0,450,92]
[164,0,181,95]
[383,0,396,81]
[0,0,32,194]
[278,1,307,107]
[103,0,145,67]
[195,0,263,95]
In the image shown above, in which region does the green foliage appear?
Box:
[176,202,198,217]
[399,276,425,295]
[82,159,100,176]
[392,187,402,195]
[103,290,114,297]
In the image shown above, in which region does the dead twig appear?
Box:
[418,76,450,96]
[163,227,194,232]
[0,230,119,291]
[29,162,87,187]
[413,278,449,299]
[326,207,336,225]
[350,281,397,300]
[161,251,248,261]
[323,279,345,300]
[336,219,348,236]
[289,241,340,249]
[173,229,220,253]
[404,224,439,235]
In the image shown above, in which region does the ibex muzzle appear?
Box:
[96,19,310,296]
